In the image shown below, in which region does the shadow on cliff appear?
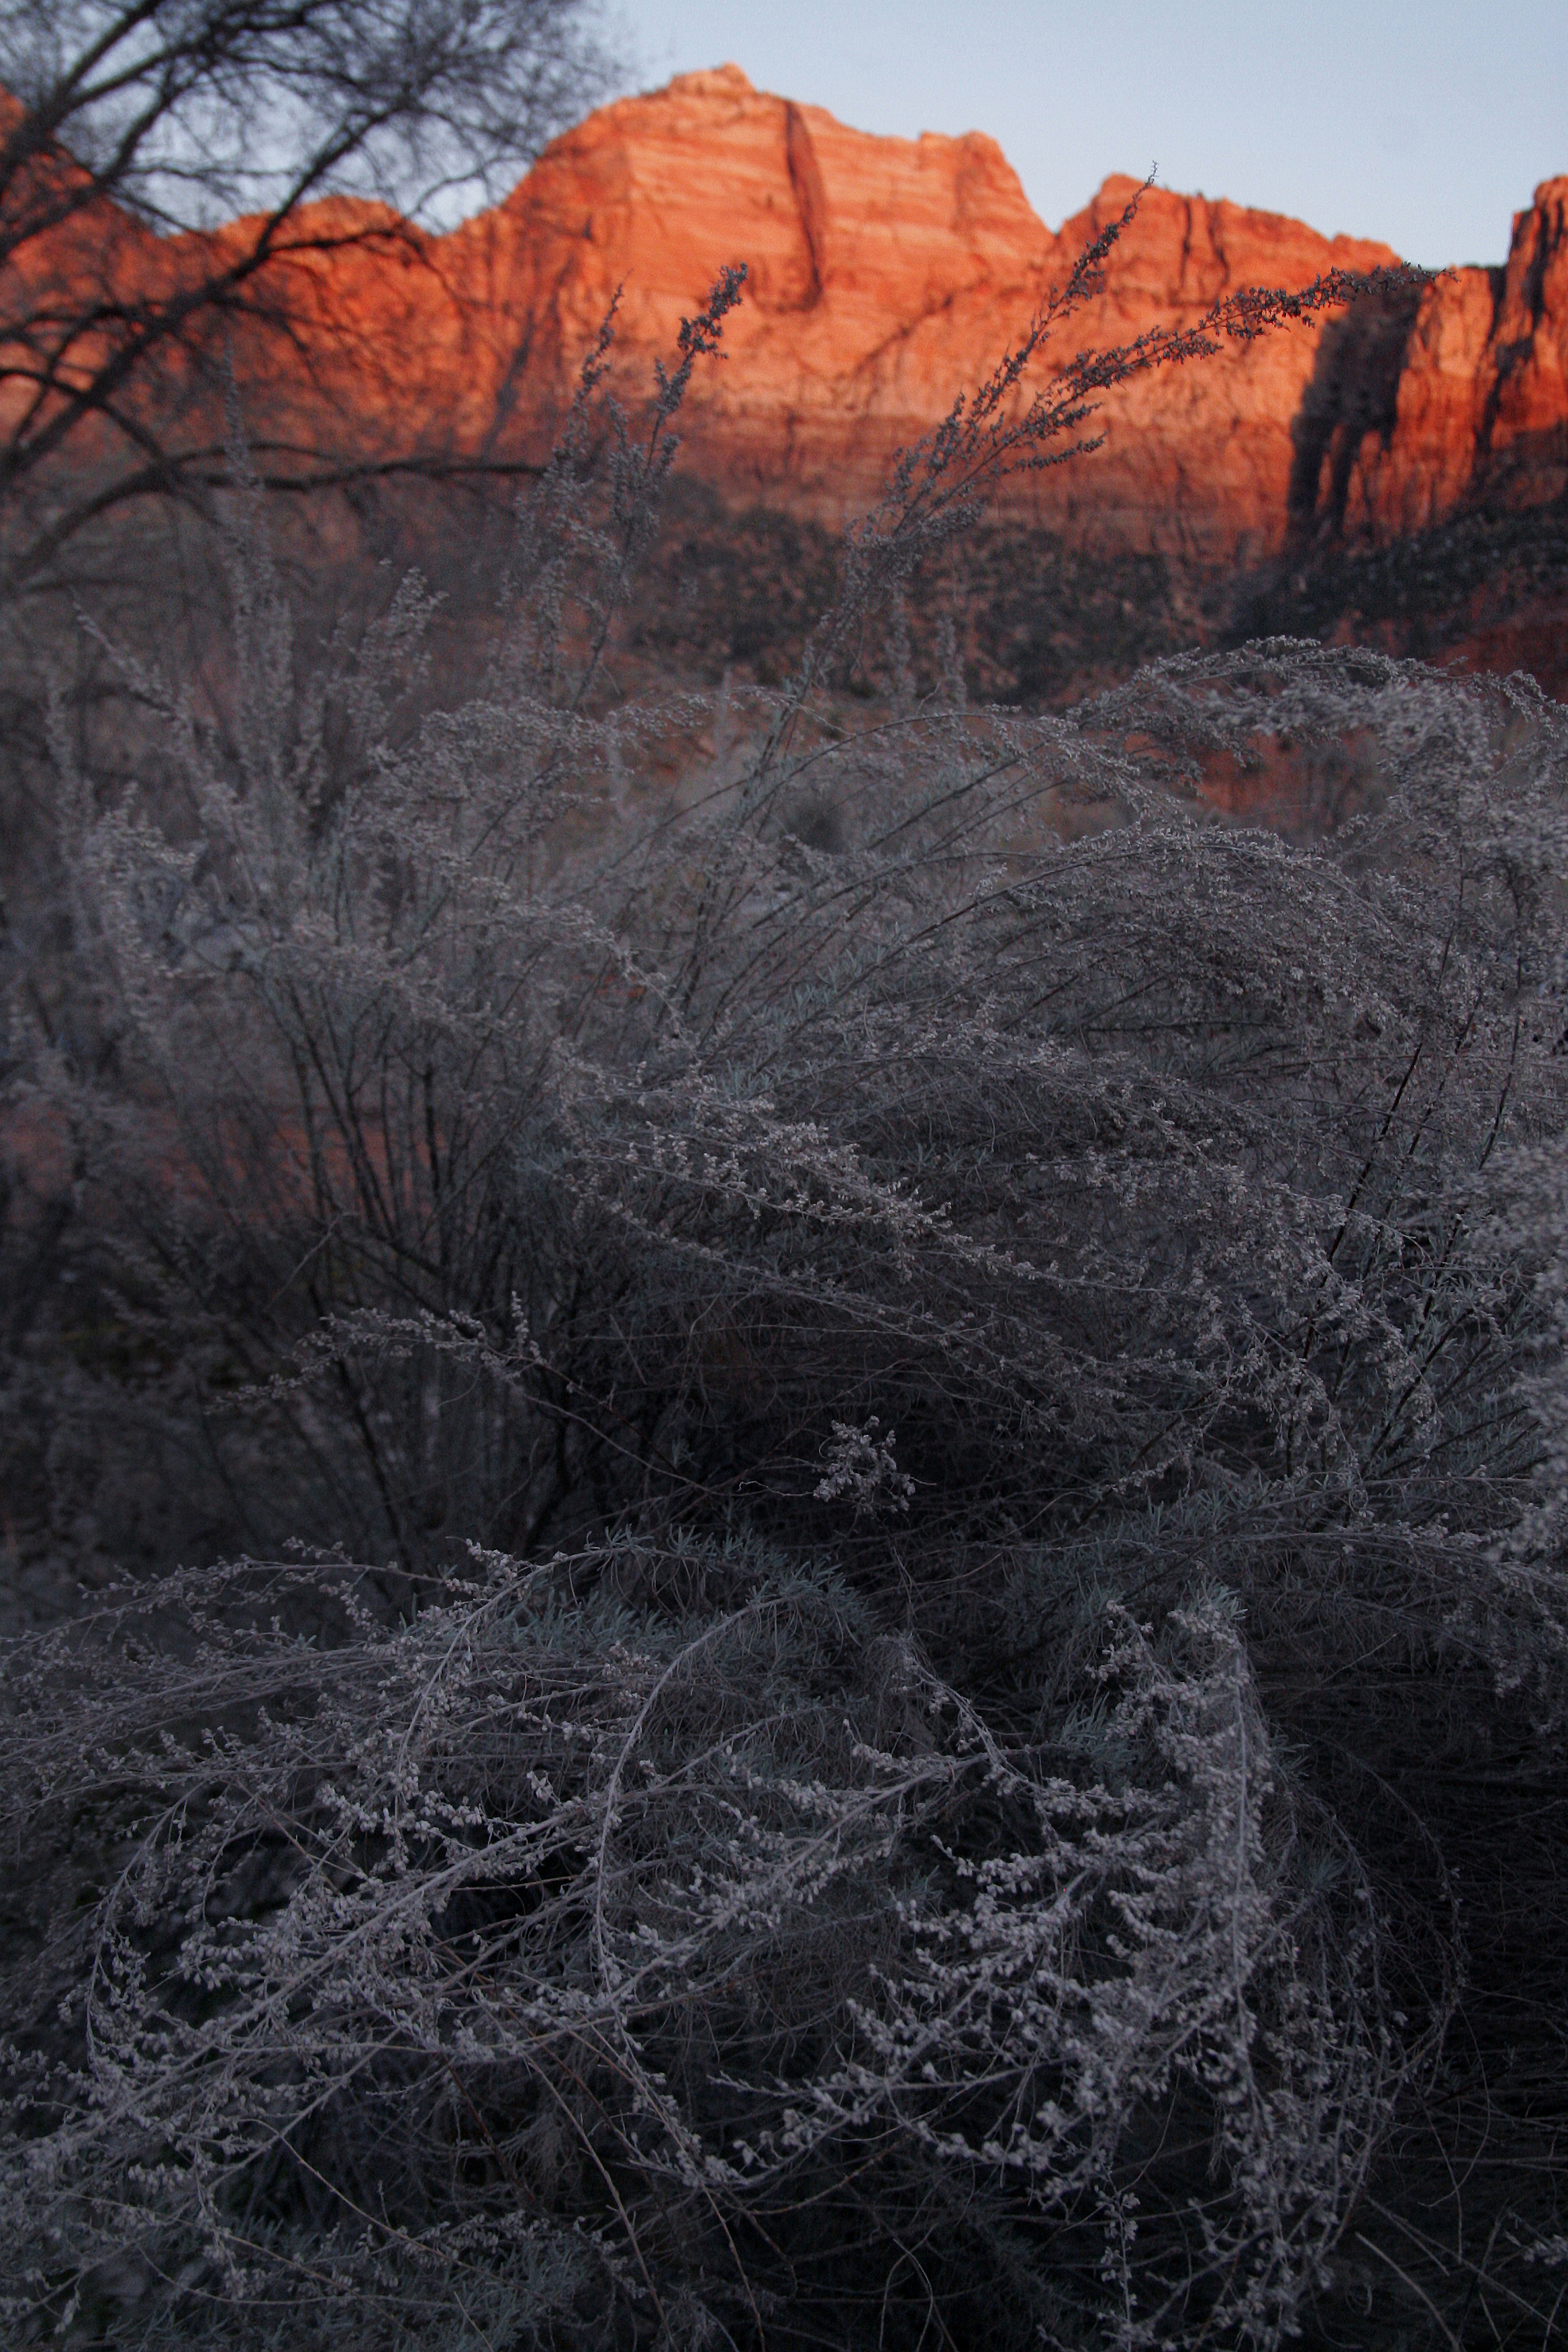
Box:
[1285,281,1424,543]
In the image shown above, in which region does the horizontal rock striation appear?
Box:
[424,65,1412,563]
[6,65,1564,583]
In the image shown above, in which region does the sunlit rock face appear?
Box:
[1314,178,1568,540]
[7,66,1565,572]
[424,64,1409,562]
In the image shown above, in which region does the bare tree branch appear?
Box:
[0,0,614,587]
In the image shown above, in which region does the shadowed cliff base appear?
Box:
[1225,503,1568,701]
[626,490,1568,716]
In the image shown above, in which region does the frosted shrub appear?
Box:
[0,1551,1390,2349]
[813,1416,914,1518]
[6,226,1568,2343]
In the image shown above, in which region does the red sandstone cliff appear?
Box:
[1314,178,1568,542]
[5,64,1565,573]
[338,62,1410,563]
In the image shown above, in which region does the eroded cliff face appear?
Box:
[1297,177,1568,540]
[279,65,1566,566]
[7,65,1565,577]
[415,64,1408,563]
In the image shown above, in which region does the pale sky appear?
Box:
[605,1,1566,269]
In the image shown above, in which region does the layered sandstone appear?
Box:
[6,64,1566,573]
[363,64,1409,562]
[1312,177,1568,541]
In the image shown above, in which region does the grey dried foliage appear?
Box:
[3,227,1568,2349]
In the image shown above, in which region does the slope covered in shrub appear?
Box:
[5,250,1568,2348]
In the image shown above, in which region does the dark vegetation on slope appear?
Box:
[359,479,1568,726]
[624,494,1568,714]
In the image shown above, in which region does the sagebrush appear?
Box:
[4,233,1568,2348]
